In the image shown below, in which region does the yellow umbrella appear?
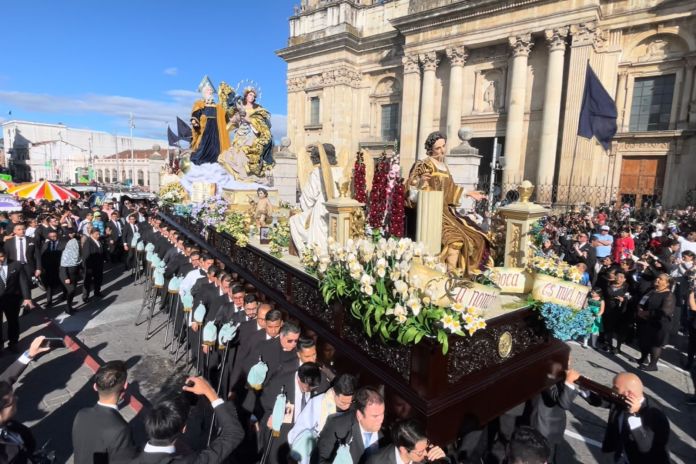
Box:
[8,180,79,201]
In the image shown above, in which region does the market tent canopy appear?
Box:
[7,180,79,201]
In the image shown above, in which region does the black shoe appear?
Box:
[83,295,91,304]
[94,292,103,298]
[636,357,647,365]
[686,395,696,405]
[639,364,658,372]
[7,344,20,354]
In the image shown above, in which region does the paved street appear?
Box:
[2,262,694,463]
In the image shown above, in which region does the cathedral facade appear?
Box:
[277,0,696,207]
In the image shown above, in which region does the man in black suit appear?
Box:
[318,387,387,464]
[258,362,324,464]
[366,419,448,464]
[0,336,52,463]
[122,214,140,271]
[38,229,64,308]
[130,376,244,464]
[588,372,670,464]
[230,319,298,400]
[3,223,41,285]
[529,369,580,463]
[82,228,105,302]
[72,360,137,464]
[228,307,282,412]
[0,250,33,352]
[107,211,124,264]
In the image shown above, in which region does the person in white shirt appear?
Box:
[288,374,357,464]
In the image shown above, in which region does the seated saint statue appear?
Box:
[290,143,343,255]
[220,87,274,183]
[406,131,491,274]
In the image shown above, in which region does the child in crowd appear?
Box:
[583,288,604,349]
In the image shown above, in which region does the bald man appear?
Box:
[588,372,670,464]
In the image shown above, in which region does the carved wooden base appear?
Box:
[161,212,570,444]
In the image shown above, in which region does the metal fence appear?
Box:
[473,181,696,212]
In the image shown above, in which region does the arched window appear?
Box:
[97,169,103,183]
[137,169,144,186]
[112,169,117,182]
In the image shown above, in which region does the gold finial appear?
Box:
[518,180,534,203]
[336,180,351,198]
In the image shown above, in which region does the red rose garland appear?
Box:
[389,178,406,237]
[367,155,390,230]
[352,151,367,204]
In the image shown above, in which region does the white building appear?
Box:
[1,120,166,183]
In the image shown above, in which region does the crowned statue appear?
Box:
[406,131,491,274]
[179,75,271,196]
[220,84,275,182]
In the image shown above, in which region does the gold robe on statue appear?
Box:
[406,157,490,274]
[190,100,230,154]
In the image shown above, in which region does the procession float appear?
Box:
[156,76,593,444]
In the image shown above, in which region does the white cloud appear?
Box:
[163,67,178,76]
[270,114,287,142]
[0,89,288,142]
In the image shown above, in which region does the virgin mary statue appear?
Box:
[180,76,269,195]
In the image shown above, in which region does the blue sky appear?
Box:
[0,0,297,140]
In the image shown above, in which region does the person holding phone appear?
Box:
[0,336,54,464]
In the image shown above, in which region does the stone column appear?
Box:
[615,71,628,131]
[557,22,597,189]
[445,46,467,150]
[502,35,533,185]
[536,28,568,193]
[678,57,696,128]
[271,137,298,204]
[399,53,422,172]
[497,181,549,267]
[448,127,482,211]
[418,51,440,159]
[325,197,365,247]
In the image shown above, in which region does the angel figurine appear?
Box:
[253,188,274,228]
[290,145,371,254]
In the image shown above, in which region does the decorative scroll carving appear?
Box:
[508,223,521,267]
[616,140,673,153]
[287,76,307,92]
[445,45,468,67]
[419,51,440,72]
[509,34,533,57]
[402,54,420,74]
[342,318,411,380]
[545,27,569,52]
[570,22,597,47]
[447,313,547,383]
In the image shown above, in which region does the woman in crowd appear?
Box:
[602,271,630,354]
[636,273,675,371]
